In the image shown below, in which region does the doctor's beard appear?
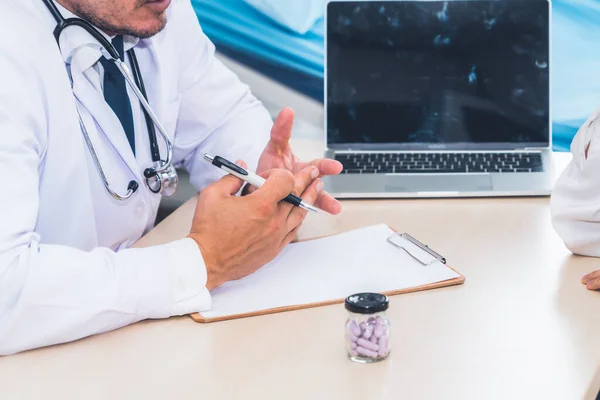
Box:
[56,0,169,39]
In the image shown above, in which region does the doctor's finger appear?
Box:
[243,169,289,196]
[250,169,295,210]
[285,166,320,214]
[586,278,600,291]
[282,225,301,247]
[242,171,269,196]
[296,158,344,177]
[313,190,343,215]
[286,179,322,230]
[277,166,318,217]
[212,160,248,196]
[266,108,294,152]
[294,166,320,194]
[582,269,600,284]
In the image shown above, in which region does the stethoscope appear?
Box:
[42,0,178,200]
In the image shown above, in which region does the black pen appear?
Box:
[204,154,318,213]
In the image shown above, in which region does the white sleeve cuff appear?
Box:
[164,238,212,316]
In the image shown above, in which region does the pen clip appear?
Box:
[387,233,446,266]
[204,153,249,176]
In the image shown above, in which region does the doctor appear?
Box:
[551,107,600,291]
[0,0,343,355]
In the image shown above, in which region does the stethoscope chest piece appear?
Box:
[145,163,178,197]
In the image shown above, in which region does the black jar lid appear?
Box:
[344,293,389,314]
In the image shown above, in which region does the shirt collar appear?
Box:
[52,0,139,66]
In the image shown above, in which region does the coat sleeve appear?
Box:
[550,106,600,256]
[0,7,211,356]
[168,0,273,190]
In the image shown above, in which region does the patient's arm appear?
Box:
[551,108,600,257]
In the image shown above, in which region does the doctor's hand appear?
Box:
[188,163,322,291]
[582,270,600,290]
[248,108,343,215]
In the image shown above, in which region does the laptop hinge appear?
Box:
[522,147,547,151]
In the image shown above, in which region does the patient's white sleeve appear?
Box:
[551,106,600,256]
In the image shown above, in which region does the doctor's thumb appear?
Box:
[216,159,248,196]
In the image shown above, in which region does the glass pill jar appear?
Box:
[345,293,391,363]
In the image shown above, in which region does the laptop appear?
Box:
[323,0,553,198]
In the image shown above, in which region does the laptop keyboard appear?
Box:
[335,152,544,174]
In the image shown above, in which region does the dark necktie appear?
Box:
[100,36,136,155]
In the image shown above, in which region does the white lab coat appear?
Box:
[551,106,600,256]
[0,0,272,355]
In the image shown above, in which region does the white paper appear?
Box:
[202,224,460,319]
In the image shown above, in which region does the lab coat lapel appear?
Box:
[70,56,142,181]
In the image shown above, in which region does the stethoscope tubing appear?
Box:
[112,60,174,176]
[75,103,139,200]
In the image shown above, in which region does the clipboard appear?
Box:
[190,225,465,323]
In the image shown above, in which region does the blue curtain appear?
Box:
[191,0,324,78]
[193,0,600,151]
[552,0,600,151]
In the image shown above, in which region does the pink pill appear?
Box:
[357,338,378,352]
[356,346,379,358]
[370,335,378,344]
[348,333,358,343]
[373,324,385,338]
[350,349,358,357]
[376,317,386,326]
[349,321,361,337]
[359,322,367,333]
[378,336,389,357]
[362,325,374,339]
[351,342,357,350]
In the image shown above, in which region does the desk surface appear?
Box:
[2,142,599,400]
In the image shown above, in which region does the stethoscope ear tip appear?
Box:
[144,168,157,179]
[128,181,139,193]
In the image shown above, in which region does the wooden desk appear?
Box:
[2,143,599,400]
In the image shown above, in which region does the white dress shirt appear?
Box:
[0,0,272,355]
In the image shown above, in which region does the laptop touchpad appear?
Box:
[384,174,492,192]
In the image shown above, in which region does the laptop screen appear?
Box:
[326,0,550,150]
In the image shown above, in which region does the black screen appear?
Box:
[326,1,550,149]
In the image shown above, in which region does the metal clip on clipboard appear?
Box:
[387,233,447,266]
